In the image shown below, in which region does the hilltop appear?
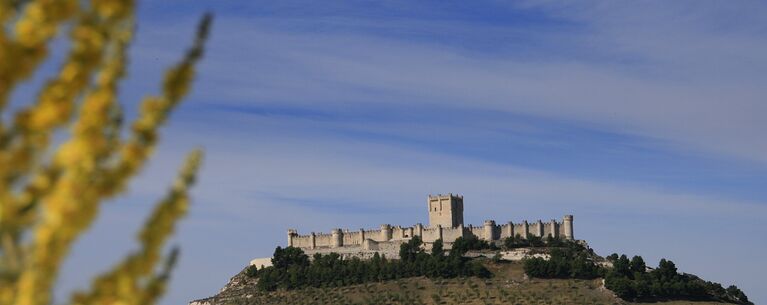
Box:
[190,237,751,305]
[190,259,733,305]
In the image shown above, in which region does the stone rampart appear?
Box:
[287,215,574,251]
[283,194,574,251]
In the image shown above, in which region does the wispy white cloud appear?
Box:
[56,110,767,304]
[126,4,767,166]
[54,2,767,304]
[130,117,767,303]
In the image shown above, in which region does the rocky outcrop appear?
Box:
[188,266,258,305]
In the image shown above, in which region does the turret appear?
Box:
[380,224,392,241]
[310,232,316,249]
[549,219,558,239]
[415,223,424,237]
[521,220,529,238]
[287,229,297,247]
[506,221,514,238]
[331,228,343,248]
[483,220,496,241]
[563,215,574,240]
[536,220,544,237]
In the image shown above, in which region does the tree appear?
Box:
[451,235,489,255]
[545,234,564,247]
[606,253,619,262]
[523,247,602,280]
[503,234,529,249]
[604,254,751,304]
[272,247,309,269]
[0,2,211,305]
[632,272,652,298]
[630,255,647,274]
[526,234,545,247]
[606,275,636,300]
[656,259,678,279]
[399,236,424,262]
[612,254,631,278]
[726,285,749,303]
[251,246,492,291]
[431,239,444,258]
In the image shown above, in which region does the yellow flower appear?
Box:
[0,2,211,305]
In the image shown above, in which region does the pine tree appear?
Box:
[630,255,647,274]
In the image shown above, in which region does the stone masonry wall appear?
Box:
[287,216,573,251]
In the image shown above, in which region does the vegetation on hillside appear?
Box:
[451,233,572,252]
[504,234,546,249]
[0,2,209,305]
[522,242,603,279]
[245,236,751,304]
[450,234,496,252]
[604,254,751,304]
[520,244,752,304]
[194,259,732,305]
[247,237,490,291]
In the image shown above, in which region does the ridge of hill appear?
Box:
[190,259,734,305]
[189,237,750,305]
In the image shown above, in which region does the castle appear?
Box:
[285,194,574,254]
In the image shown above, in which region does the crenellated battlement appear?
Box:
[286,194,575,251]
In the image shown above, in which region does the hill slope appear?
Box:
[190,260,727,305]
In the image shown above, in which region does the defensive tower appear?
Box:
[563,215,574,240]
[427,193,464,228]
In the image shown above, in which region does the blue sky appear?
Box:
[28,1,767,304]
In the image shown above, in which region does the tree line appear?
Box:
[248,235,751,305]
[520,245,751,304]
[247,237,490,291]
[452,233,570,252]
[604,254,751,304]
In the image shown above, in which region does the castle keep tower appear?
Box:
[427,193,464,228]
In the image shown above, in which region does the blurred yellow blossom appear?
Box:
[0,1,211,305]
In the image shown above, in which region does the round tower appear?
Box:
[287,229,297,247]
[521,220,529,239]
[380,224,392,241]
[483,220,496,241]
[310,232,316,249]
[563,215,574,240]
[549,219,558,239]
[331,228,343,248]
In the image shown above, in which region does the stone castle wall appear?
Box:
[282,194,574,255]
[288,216,574,251]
